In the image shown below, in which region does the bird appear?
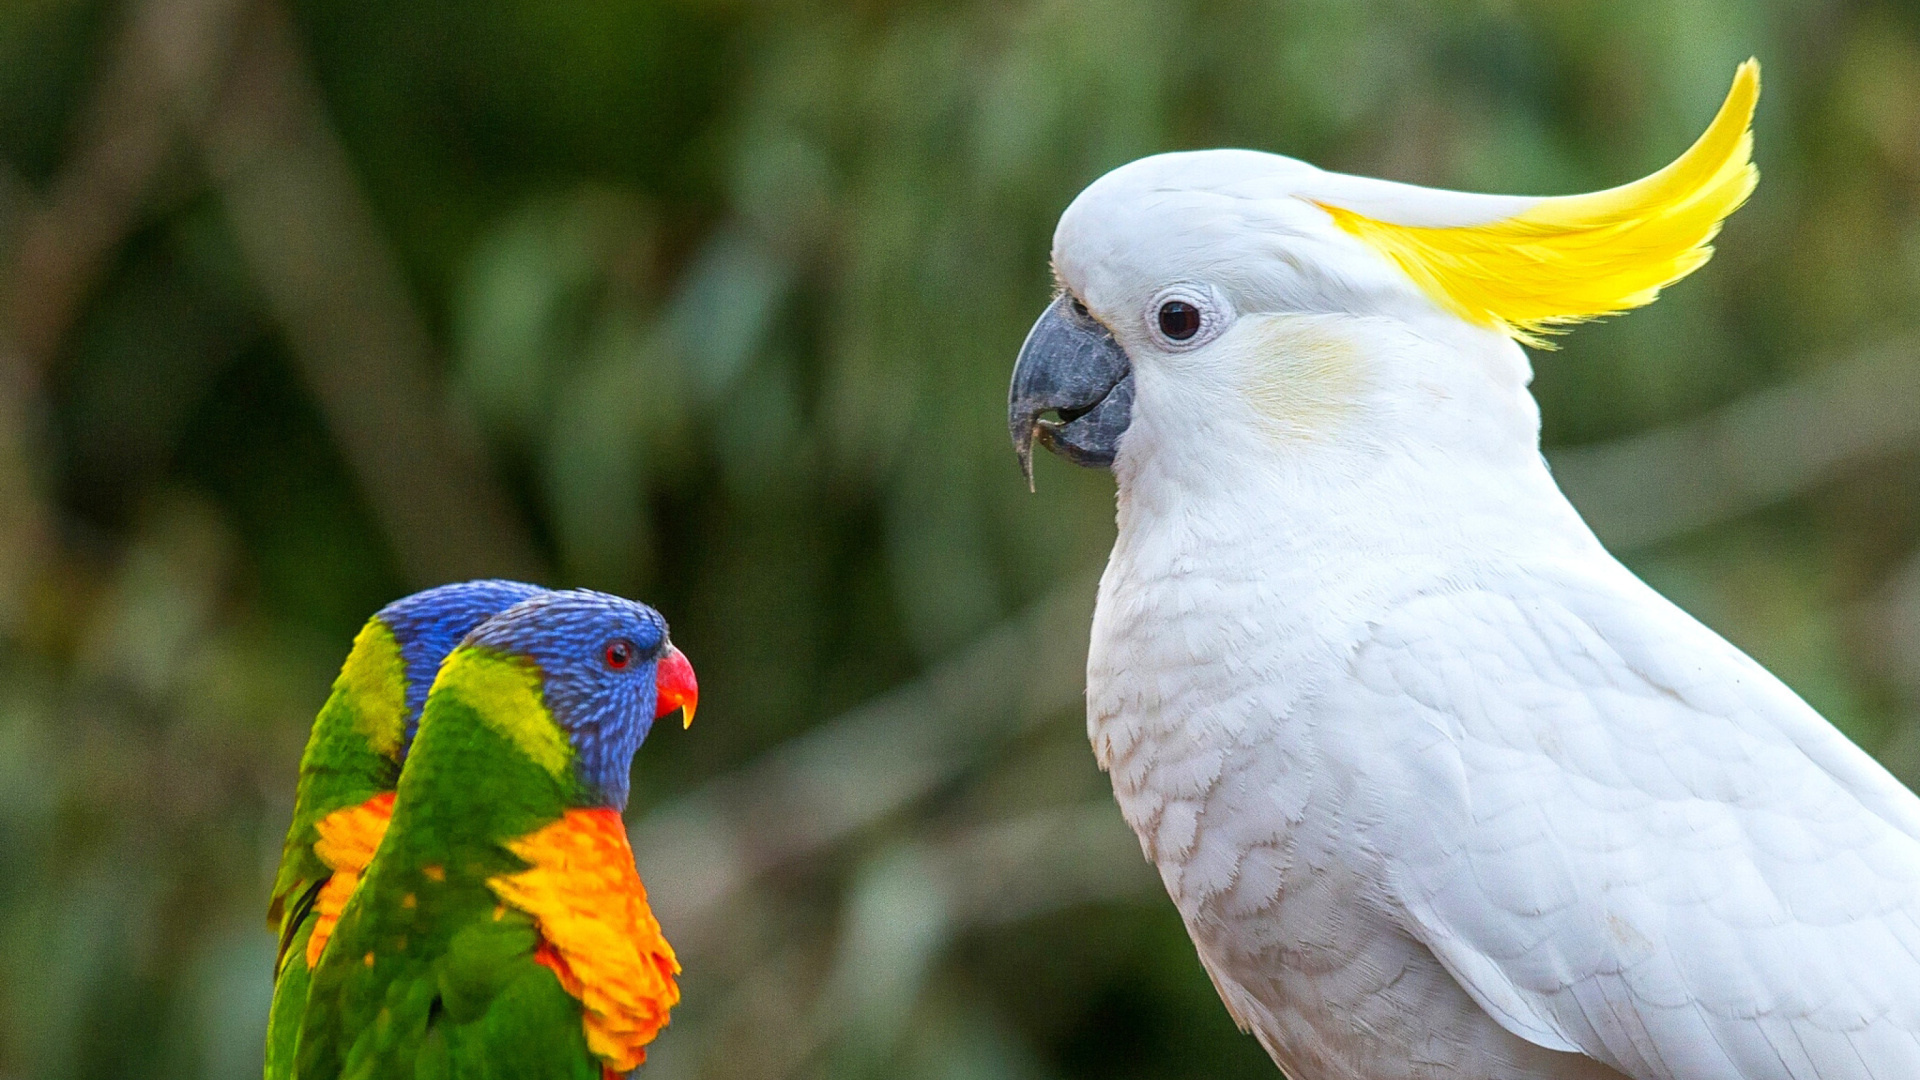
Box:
[1008,59,1920,1080]
[291,588,698,1080]
[265,579,549,1080]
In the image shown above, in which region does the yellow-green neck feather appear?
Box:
[337,619,408,764]
[429,648,572,779]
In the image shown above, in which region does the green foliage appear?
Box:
[5,1,1920,1079]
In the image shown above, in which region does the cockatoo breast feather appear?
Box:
[1091,462,1920,1078]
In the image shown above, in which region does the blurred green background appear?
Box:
[4,1,1920,1077]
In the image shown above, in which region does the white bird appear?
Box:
[1008,60,1920,1080]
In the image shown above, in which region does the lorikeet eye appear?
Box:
[604,640,636,670]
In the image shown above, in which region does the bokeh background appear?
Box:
[3,1,1920,1077]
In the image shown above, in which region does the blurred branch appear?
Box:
[0,0,544,590]
[1865,555,1920,788]
[2,0,249,371]
[816,803,1150,1076]
[1553,343,1920,551]
[633,573,1098,953]
[0,349,46,634]
[928,799,1153,928]
[824,802,1152,1024]
[655,802,1153,1080]
[0,0,250,634]
[199,0,544,586]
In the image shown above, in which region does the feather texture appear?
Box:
[1340,566,1920,1079]
[491,808,680,1071]
[305,792,396,968]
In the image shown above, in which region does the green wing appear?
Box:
[295,871,600,1080]
[265,882,325,1079]
[269,618,408,935]
[267,618,408,1079]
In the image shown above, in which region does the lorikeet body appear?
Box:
[295,589,697,1080]
[266,580,548,1080]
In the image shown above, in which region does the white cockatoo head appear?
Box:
[1010,61,1759,490]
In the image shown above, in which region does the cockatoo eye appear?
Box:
[1158,301,1200,340]
[1144,284,1230,350]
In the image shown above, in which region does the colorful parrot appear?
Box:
[1011,61,1920,1079]
[293,588,698,1080]
[266,580,549,1080]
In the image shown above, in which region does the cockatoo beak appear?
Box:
[1008,292,1134,488]
[654,645,698,729]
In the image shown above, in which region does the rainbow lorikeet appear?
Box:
[294,589,698,1080]
[267,581,551,1080]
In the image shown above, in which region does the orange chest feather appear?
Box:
[488,808,681,1073]
[306,791,396,968]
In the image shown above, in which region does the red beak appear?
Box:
[654,645,698,729]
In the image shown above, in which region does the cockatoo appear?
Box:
[1008,60,1920,1080]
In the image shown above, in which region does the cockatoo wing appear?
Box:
[1329,563,1920,1080]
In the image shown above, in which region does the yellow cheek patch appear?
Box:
[339,620,408,760]
[488,808,681,1073]
[1318,59,1759,348]
[431,649,570,778]
[306,791,397,968]
[1236,315,1365,441]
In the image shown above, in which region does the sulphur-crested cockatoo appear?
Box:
[1008,61,1920,1080]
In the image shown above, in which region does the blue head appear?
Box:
[377,579,549,748]
[463,589,694,810]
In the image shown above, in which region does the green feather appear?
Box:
[265,618,409,1080]
[295,648,601,1080]
[268,619,408,936]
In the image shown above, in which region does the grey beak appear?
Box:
[1007,293,1134,488]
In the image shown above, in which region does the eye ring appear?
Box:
[603,640,636,670]
[1144,284,1230,350]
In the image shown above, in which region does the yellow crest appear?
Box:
[1318,60,1759,347]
